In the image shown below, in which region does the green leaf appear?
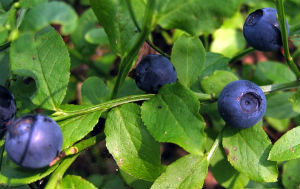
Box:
[60,175,97,189]
[90,0,142,55]
[0,146,59,186]
[58,105,102,149]
[266,92,299,119]
[157,0,242,35]
[206,132,249,189]
[10,27,70,111]
[199,52,230,80]
[70,8,98,55]
[253,61,296,85]
[21,2,78,35]
[119,170,153,189]
[289,89,300,113]
[211,28,245,58]
[171,34,206,87]
[81,76,110,105]
[0,52,10,85]
[151,154,208,189]
[245,181,281,189]
[282,158,300,189]
[222,123,278,182]
[85,28,109,45]
[265,117,290,132]
[141,82,206,155]
[20,0,47,8]
[105,103,163,181]
[200,70,238,97]
[268,126,300,161]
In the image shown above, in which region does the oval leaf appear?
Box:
[151,154,208,189]
[21,2,78,34]
[10,27,70,111]
[268,126,300,161]
[60,175,97,189]
[222,123,278,182]
[141,82,206,155]
[171,34,206,87]
[282,158,300,189]
[105,103,163,181]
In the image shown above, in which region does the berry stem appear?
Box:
[229,47,255,63]
[206,128,223,162]
[125,0,171,59]
[260,80,300,93]
[275,0,300,78]
[52,94,154,121]
[111,0,156,99]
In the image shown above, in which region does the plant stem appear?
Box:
[260,80,300,93]
[275,0,300,78]
[206,129,223,162]
[194,92,214,101]
[64,133,105,156]
[229,47,255,63]
[125,0,170,59]
[111,0,156,99]
[52,94,154,121]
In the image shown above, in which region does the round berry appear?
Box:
[5,114,62,169]
[243,8,289,51]
[133,54,177,93]
[218,80,266,129]
[0,85,16,135]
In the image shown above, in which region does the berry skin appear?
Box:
[5,114,62,169]
[243,8,289,51]
[133,54,177,93]
[0,85,16,135]
[218,80,266,129]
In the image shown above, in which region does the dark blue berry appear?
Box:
[5,114,62,169]
[0,85,16,136]
[218,80,266,129]
[243,8,289,51]
[133,54,177,93]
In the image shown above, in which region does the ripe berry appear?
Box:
[243,8,289,51]
[0,85,16,135]
[5,114,62,169]
[218,80,266,129]
[132,54,177,93]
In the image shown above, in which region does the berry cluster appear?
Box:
[0,86,62,169]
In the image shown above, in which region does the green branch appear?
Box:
[260,80,300,93]
[52,94,154,121]
[275,0,300,78]
[111,0,156,99]
[206,129,223,162]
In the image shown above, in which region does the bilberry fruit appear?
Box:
[243,7,289,51]
[133,54,177,93]
[218,80,266,129]
[5,114,62,169]
[0,85,16,136]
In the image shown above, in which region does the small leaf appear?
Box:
[10,27,70,111]
[222,123,278,182]
[268,126,300,161]
[90,0,142,55]
[20,0,47,8]
[171,34,206,87]
[21,2,78,34]
[141,82,206,155]
[253,61,296,85]
[81,76,110,105]
[282,158,300,189]
[85,28,109,45]
[200,70,238,97]
[58,105,102,149]
[151,154,208,189]
[265,117,290,132]
[60,175,97,189]
[289,89,300,113]
[105,103,163,181]
[266,92,299,119]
